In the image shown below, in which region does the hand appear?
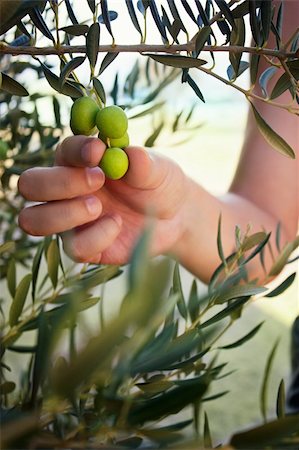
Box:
[18,136,189,265]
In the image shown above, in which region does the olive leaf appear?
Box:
[250,103,295,158]
[98,52,119,76]
[60,25,89,36]
[9,274,32,327]
[46,239,60,289]
[219,321,264,350]
[260,339,279,422]
[1,73,29,96]
[59,56,86,89]
[93,77,106,104]
[86,22,100,71]
[147,54,207,69]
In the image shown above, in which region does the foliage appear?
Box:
[0,1,299,449]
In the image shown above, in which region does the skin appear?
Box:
[18,1,298,285]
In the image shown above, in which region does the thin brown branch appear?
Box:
[0,43,296,58]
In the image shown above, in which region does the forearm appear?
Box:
[172,177,291,284]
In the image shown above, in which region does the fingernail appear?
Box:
[86,167,103,188]
[85,195,101,216]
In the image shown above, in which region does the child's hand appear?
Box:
[18,136,189,265]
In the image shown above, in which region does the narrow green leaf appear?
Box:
[251,103,295,158]
[128,225,152,291]
[7,258,16,298]
[261,0,272,43]
[128,375,209,425]
[147,54,207,69]
[219,321,264,349]
[125,0,142,37]
[186,74,205,102]
[9,274,32,327]
[203,411,212,448]
[0,241,15,255]
[266,273,296,298]
[144,121,164,147]
[46,240,60,289]
[276,379,286,419]
[249,0,262,46]
[173,262,188,320]
[230,415,299,448]
[200,296,249,329]
[268,237,299,276]
[250,54,260,86]
[241,231,268,252]
[214,0,236,31]
[52,96,61,129]
[260,339,279,422]
[275,222,281,252]
[1,73,29,96]
[59,56,85,89]
[214,284,267,304]
[60,25,89,36]
[180,0,197,24]
[195,26,211,56]
[32,240,44,302]
[270,69,299,100]
[42,64,83,98]
[128,101,165,120]
[98,52,119,75]
[242,232,271,265]
[74,265,121,290]
[217,214,226,266]
[29,7,54,42]
[31,309,51,403]
[93,78,106,104]
[188,279,200,322]
[100,0,115,40]
[86,22,100,70]
[148,0,168,44]
[229,17,245,77]
[65,0,79,25]
[87,0,96,13]
[167,0,187,33]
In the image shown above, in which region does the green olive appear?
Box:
[99,147,129,180]
[96,105,128,139]
[109,132,130,148]
[70,97,99,136]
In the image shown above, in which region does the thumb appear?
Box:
[123,146,172,190]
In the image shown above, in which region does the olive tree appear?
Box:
[0,1,298,449]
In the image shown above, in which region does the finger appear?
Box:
[18,195,102,236]
[62,214,122,263]
[18,166,104,202]
[122,146,174,190]
[55,136,106,167]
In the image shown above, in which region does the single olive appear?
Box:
[70,97,99,136]
[96,105,128,139]
[99,147,129,180]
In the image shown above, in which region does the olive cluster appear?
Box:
[70,97,129,180]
